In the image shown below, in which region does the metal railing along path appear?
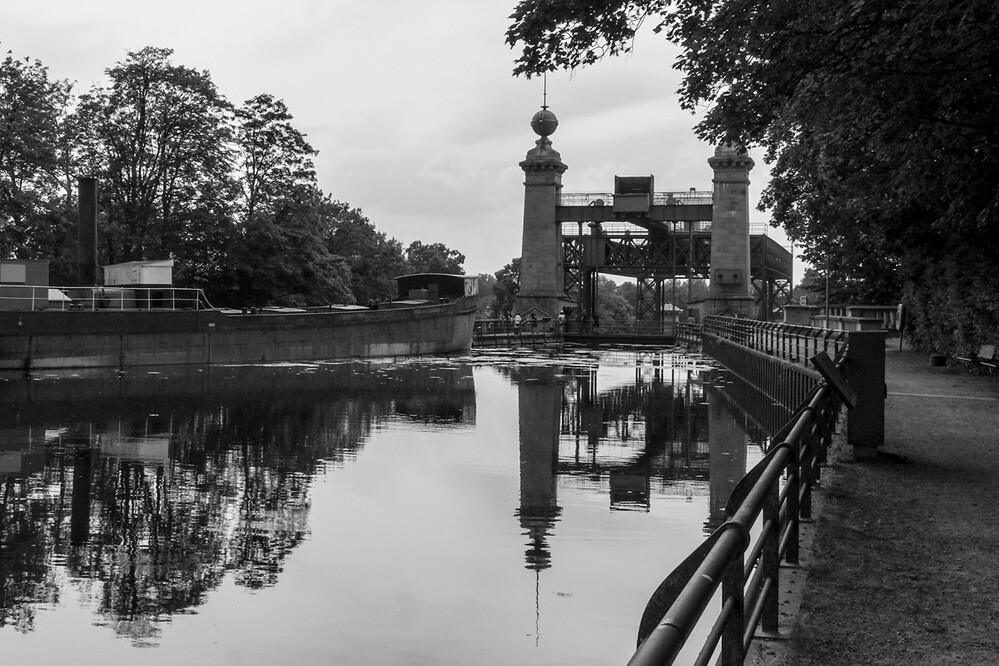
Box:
[626,330,845,665]
[472,319,703,348]
[702,315,847,366]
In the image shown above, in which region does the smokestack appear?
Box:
[77,176,98,286]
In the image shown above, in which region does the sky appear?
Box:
[4,0,796,278]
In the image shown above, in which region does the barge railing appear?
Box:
[0,285,211,312]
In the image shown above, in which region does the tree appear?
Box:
[473,272,498,318]
[596,276,634,329]
[492,258,521,317]
[794,263,901,308]
[232,184,353,307]
[0,50,73,261]
[235,94,317,226]
[325,202,408,304]
[405,241,465,274]
[507,0,999,353]
[73,47,235,266]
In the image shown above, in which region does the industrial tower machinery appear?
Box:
[557,176,793,324]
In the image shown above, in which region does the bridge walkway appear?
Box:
[753,337,999,665]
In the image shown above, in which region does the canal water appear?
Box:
[0,346,772,665]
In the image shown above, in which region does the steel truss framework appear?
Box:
[558,200,793,322]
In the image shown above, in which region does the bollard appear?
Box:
[844,330,886,459]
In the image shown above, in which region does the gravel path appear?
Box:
[752,339,999,665]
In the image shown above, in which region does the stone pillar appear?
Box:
[702,144,755,318]
[515,108,569,319]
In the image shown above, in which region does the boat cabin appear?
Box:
[395,274,477,302]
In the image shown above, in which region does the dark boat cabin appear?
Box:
[395,274,477,303]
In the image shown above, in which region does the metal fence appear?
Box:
[626,320,845,665]
[472,319,703,347]
[702,316,848,366]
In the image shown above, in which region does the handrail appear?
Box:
[472,318,704,348]
[0,284,210,312]
[627,330,845,665]
[703,315,848,366]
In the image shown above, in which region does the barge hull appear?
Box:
[0,298,476,370]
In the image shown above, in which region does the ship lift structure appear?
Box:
[557,176,792,324]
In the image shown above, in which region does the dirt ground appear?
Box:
[756,340,999,665]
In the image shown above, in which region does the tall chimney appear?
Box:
[77,176,98,286]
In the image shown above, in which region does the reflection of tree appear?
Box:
[0,361,475,642]
[0,475,59,633]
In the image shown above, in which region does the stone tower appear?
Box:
[514,107,569,319]
[703,144,756,317]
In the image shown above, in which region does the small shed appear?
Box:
[103,259,174,287]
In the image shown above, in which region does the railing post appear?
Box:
[761,478,782,632]
[719,555,746,666]
[799,425,815,522]
[785,426,802,565]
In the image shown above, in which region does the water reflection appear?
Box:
[514,365,562,572]
[501,350,765,574]
[0,361,475,643]
[0,350,780,663]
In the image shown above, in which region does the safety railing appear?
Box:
[473,319,703,348]
[564,319,679,336]
[473,318,561,347]
[0,284,211,312]
[703,333,821,414]
[703,315,848,367]
[558,190,714,207]
[626,326,845,666]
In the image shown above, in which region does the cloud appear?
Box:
[4,1,797,277]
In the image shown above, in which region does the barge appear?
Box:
[0,271,477,371]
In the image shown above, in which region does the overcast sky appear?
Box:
[5,1,795,277]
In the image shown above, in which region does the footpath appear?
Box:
[751,338,999,665]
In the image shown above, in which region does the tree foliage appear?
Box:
[492,257,521,317]
[233,184,353,306]
[405,240,465,275]
[0,45,462,310]
[0,51,74,267]
[326,202,408,304]
[74,47,235,265]
[507,0,999,353]
[235,93,317,226]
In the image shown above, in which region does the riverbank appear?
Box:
[751,338,999,665]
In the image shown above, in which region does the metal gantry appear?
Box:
[557,191,793,323]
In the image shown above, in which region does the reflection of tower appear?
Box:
[515,366,563,571]
[705,383,748,532]
[70,448,95,546]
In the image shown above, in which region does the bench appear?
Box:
[955,344,997,376]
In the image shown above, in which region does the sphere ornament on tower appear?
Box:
[531,107,558,137]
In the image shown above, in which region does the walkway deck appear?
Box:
[751,338,999,665]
